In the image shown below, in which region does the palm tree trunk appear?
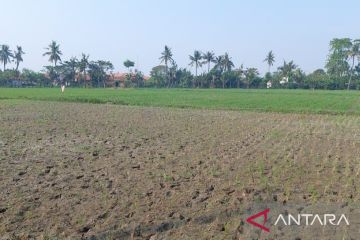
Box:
[165,60,168,88]
[195,66,197,88]
[83,71,85,88]
[16,62,20,80]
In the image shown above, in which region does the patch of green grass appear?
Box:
[1,88,360,115]
[162,173,173,182]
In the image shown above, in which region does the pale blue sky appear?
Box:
[2,0,359,74]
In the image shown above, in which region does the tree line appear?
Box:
[0,38,360,89]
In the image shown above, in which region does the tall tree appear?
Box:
[133,69,145,88]
[0,45,14,71]
[159,45,174,87]
[189,50,203,87]
[63,57,78,84]
[88,61,101,87]
[88,60,113,88]
[236,64,245,88]
[326,38,352,79]
[202,51,215,73]
[347,39,360,90]
[264,50,275,73]
[214,55,224,72]
[98,60,114,88]
[244,68,259,88]
[43,41,62,66]
[218,53,235,88]
[123,59,135,72]
[150,65,167,87]
[278,60,297,86]
[43,65,59,84]
[223,53,234,72]
[168,61,178,87]
[189,50,203,76]
[79,53,89,87]
[14,46,25,72]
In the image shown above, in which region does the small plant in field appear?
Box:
[163,173,173,182]
[269,130,282,140]
[258,160,265,175]
[283,184,292,202]
[235,174,243,187]
[307,185,319,203]
[181,170,192,179]
[223,220,236,234]
[248,164,256,185]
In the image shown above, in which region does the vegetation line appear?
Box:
[1,38,360,89]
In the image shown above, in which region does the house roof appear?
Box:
[43,71,149,82]
[109,72,150,81]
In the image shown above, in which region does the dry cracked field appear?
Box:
[1,100,360,239]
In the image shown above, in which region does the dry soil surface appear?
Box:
[1,100,360,239]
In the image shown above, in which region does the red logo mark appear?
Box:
[246,208,270,232]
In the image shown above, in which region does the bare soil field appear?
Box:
[1,100,360,239]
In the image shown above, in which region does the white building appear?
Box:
[267,81,272,88]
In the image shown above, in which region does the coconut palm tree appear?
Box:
[202,51,215,73]
[159,45,174,87]
[347,39,360,90]
[216,53,234,88]
[189,50,203,76]
[223,53,234,72]
[14,46,25,72]
[43,41,62,66]
[189,50,203,87]
[214,55,224,72]
[0,45,14,71]
[264,50,275,73]
[278,60,297,86]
